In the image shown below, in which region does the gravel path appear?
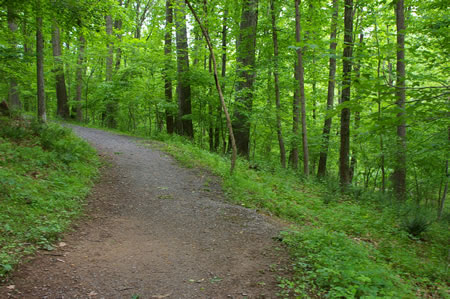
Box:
[2,125,290,298]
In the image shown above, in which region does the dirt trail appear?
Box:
[2,126,290,298]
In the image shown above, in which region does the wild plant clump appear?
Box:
[0,118,98,278]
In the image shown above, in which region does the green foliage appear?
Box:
[281,228,411,298]
[0,118,98,279]
[400,206,434,237]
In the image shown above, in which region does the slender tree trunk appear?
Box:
[393,0,407,201]
[185,0,237,174]
[339,0,353,187]
[164,0,175,134]
[290,62,300,170]
[295,0,309,176]
[374,19,386,192]
[36,0,46,122]
[214,9,228,152]
[175,0,194,138]
[115,0,123,71]
[350,33,364,183]
[232,0,258,158]
[317,0,338,177]
[75,24,85,122]
[438,129,449,219]
[438,161,448,220]
[105,14,116,128]
[270,0,286,168]
[52,24,70,119]
[7,3,21,110]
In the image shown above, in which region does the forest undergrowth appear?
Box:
[0,118,99,280]
[142,132,449,298]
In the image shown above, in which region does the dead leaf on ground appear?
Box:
[88,290,98,297]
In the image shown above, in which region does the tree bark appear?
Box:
[36,0,46,122]
[185,0,237,174]
[232,0,258,158]
[75,21,85,122]
[393,0,407,201]
[105,14,116,128]
[175,0,194,138]
[52,24,70,119]
[317,0,338,177]
[271,0,286,168]
[164,0,175,134]
[339,0,353,187]
[295,0,309,176]
[7,3,21,110]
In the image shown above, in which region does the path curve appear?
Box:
[2,125,289,298]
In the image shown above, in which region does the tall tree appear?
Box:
[134,0,154,39]
[339,0,353,187]
[232,0,258,158]
[7,2,21,110]
[164,0,175,134]
[295,0,309,176]
[270,0,286,168]
[349,32,364,183]
[317,0,338,177]
[105,14,116,128]
[215,8,228,152]
[393,0,407,200]
[51,23,70,119]
[74,20,85,122]
[114,1,124,70]
[175,0,193,138]
[36,0,46,122]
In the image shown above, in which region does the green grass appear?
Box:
[0,117,99,280]
[142,133,449,298]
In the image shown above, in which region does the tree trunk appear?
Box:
[438,128,449,219]
[164,0,175,134]
[105,14,116,128]
[232,0,258,158]
[52,24,70,119]
[393,0,407,201]
[114,0,123,71]
[75,24,85,122]
[36,0,46,122]
[185,0,237,174]
[271,0,286,168]
[214,9,228,152]
[175,0,194,138]
[7,3,21,110]
[374,19,386,192]
[290,62,300,170]
[295,0,309,176]
[317,0,338,177]
[339,0,353,187]
[349,33,364,183]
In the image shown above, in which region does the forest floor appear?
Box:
[1,125,291,299]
